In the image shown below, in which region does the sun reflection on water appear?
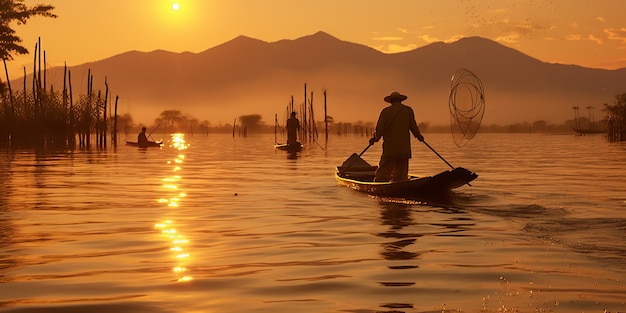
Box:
[154,133,192,282]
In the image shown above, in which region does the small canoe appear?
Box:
[125,140,163,148]
[573,128,604,135]
[335,153,477,198]
[274,142,303,152]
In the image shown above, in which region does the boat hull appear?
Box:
[274,143,303,152]
[573,128,604,135]
[335,167,477,198]
[125,140,163,147]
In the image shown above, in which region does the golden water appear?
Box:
[1,133,625,312]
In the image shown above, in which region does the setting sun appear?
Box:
[172,3,180,11]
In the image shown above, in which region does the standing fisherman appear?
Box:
[286,111,300,146]
[369,91,424,181]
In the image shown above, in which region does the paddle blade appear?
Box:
[338,153,378,175]
[341,153,372,168]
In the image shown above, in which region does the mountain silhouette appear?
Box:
[14,31,626,126]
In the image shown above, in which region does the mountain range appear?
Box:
[15,31,626,126]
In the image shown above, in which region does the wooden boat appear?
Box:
[573,128,604,135]
[274,142,303,152]
[335,153,477,198]
[125,140,163,147]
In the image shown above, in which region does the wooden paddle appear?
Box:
[421,140,454,169]
[147,123,161,141]
[356,143,373,159]
[422,140,473,186]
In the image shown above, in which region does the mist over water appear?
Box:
[0,133,624,313]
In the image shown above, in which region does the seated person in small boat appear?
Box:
[369,91,424,182]
[138,127,149,148]
[286,111,300,146]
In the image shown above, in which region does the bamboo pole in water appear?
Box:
[63,63,69,145]
[22,67,26,105]
[32,42,38,144]
[274,113,278,143]
[95,91,100,147]
[103,78,109,148]
[3,59,14,145]
[69,69,75,146]
[35,40,44,145]
[37,38,42,91]
[324,90,328,146]
[86,70,92,147]
[309,91,315,142]
[300,101,306,142]
[113,95,118,147]
[43,50,46,91]
[300,83,308,142]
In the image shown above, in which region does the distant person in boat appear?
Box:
[368,91,424,182]
[137,127,149,148]
[286,111,300,146]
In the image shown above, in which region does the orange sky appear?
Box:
[5,0,626,77]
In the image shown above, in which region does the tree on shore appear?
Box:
[239,114,265,131]
[154,110,187,132]
[0,0,56,61]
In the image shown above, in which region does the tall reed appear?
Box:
[0,39,117,149]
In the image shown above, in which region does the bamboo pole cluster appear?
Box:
[0,38,119,149]
[278,83,326,148]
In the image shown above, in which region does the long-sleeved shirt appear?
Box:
[374,103,421,158]
[286,116,300,144]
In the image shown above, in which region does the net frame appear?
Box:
[449,68,485,147]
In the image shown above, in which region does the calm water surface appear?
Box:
[0,133,625,313]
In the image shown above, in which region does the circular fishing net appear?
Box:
[449,68,485,147]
